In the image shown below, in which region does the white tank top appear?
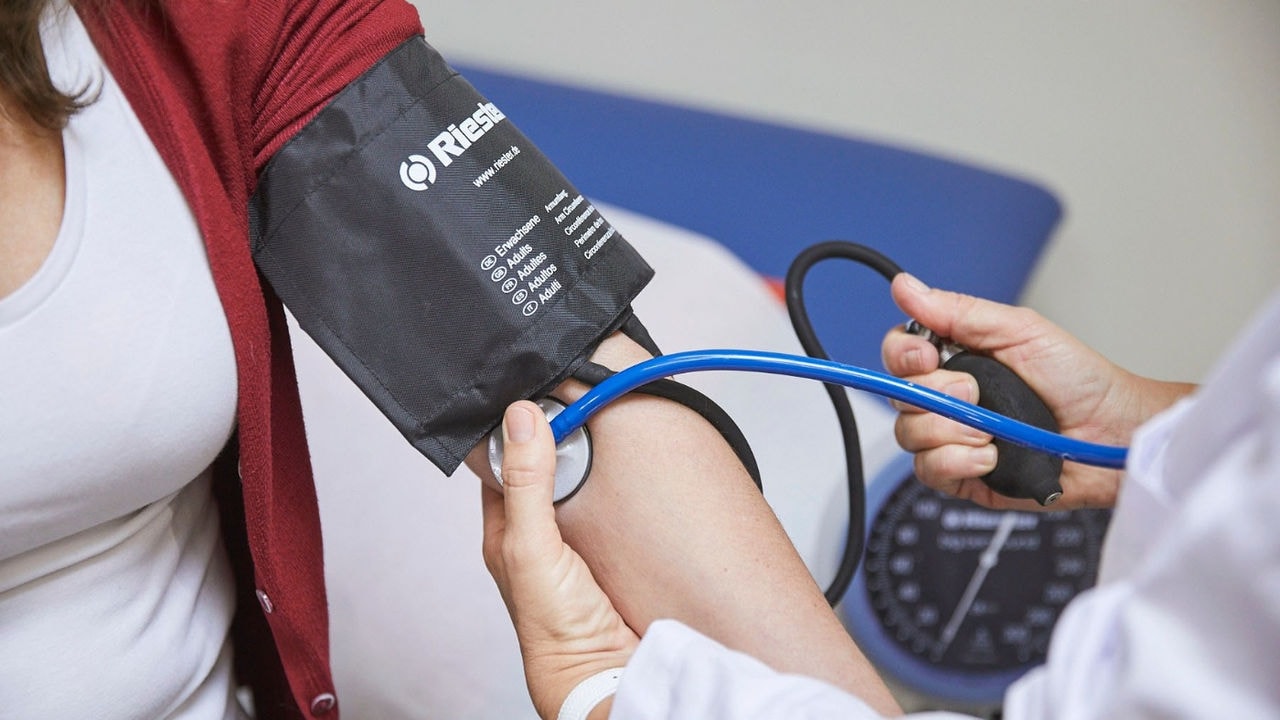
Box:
[0,6,243,719]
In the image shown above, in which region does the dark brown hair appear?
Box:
[0,0,94,131]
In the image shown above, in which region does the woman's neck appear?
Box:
[0,90,66,299]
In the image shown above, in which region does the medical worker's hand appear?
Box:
[481,401,640,720]
[881,274,1195,510]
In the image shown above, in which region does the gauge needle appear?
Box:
[933,512,1020,660]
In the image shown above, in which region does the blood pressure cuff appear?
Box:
[249,37,653,475]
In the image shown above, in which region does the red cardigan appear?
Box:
[77,2,423,717]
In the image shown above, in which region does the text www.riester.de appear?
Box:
[473,144,522,188]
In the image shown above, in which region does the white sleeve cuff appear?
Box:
[557,667,625,720]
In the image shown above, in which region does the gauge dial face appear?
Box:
[861,476,1111,678]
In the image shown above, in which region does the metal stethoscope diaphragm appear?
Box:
[486,397,594,503]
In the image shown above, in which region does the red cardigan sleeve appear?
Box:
[77,2,423,718]
[246,1,426,169]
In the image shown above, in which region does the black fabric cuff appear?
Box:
[250,37,653,474]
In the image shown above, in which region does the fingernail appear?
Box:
[504,404,537,443]
[944,379,976,403]
[904,347,925,373]
[972,445,998,473]
[901,273,930,293]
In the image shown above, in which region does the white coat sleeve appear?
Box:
[1003,290,1280,720]
[611,619,978,720]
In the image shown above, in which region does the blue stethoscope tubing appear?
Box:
[549,348,1128,470]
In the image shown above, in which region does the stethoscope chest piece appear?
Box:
[487,397,593,503]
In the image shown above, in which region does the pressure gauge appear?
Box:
[841,452,1111,706]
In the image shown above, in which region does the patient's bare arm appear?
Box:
[468,332,901,716]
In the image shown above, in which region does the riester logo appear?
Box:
[399,155,436,191]
[399,101,507,191]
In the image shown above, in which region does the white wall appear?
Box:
[412,0,1280,382]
